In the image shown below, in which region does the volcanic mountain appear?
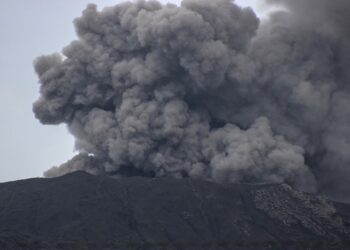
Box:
[0,171,349,249]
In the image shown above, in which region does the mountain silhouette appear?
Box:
[0,171,349,249]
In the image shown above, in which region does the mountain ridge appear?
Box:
[0,171,349,249]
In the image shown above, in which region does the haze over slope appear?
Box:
[33,0,350,201]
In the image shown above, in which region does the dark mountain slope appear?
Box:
[0,171,349,249]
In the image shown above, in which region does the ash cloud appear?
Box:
[34,0,350,200]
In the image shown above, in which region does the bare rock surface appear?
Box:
[0,171,349,249]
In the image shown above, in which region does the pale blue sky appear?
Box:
[0,0,263,182]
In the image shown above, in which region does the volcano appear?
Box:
[0,171,349,249]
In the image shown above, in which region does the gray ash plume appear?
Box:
[33,0,350,201]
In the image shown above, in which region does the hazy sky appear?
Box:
[0,0,264,182]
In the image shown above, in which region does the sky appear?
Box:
[0,0,265,182]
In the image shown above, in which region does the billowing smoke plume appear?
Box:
[33,0,350,200]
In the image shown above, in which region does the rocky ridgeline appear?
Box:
[253,184,347,238]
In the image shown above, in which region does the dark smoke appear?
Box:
[33,0,350,201]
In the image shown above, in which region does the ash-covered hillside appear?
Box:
[0,172,349,249]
